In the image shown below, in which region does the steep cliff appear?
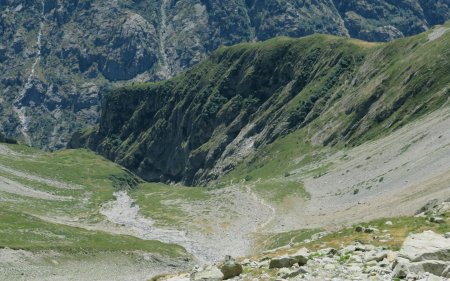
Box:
[1,0,449,149]
[73,24,450,185]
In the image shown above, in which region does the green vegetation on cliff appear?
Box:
[75,23,450,186]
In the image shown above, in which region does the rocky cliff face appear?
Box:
[1,0,449,149]
[72,25,450,185]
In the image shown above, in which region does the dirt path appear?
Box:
[245,185,276,231]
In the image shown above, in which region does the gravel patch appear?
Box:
[100,187,274,264]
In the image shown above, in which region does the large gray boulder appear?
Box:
[269,248,310,269]
[398,231,450,262]
[392,231,450,278]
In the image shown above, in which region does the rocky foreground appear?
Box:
[157,203,450,281]
[159,230,449,281]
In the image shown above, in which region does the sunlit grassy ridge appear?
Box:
[77,23,450,188]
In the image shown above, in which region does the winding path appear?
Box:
[245,184,276,231]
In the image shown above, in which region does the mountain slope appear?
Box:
[3,113,450,279]
[72,23,450,185]
[1,0,450,149]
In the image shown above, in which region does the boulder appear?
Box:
[392,231,450,278]
[398,231,450,262]
[364,227,378,233]
[190,265,224,281]
[363,250,388,263]
[219,256,243,280]
[392,257,409,279]
[317,247,337,257]
[269,256,298,269]
[442,265,450,277]
[291,248,309,265]
[429,217,445,224]
[277,267,307,279]
[355,225,365,232]
[393,259,448,278]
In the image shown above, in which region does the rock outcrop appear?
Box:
[1,0,450,149]
[161,236,450,281]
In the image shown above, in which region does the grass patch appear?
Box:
[223,130,331,183]
[0,145,134,219]
[0,209,187,257]
[0,144,192,257]
[132,182,210,226]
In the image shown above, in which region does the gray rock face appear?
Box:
[399,231,450,262]
[1,0,449,149]
[393,231,450,278]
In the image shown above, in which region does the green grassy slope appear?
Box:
[0,144,187,257]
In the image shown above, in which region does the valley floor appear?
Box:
[0,107,449,280]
